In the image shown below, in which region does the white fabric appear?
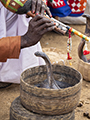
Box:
[0,3,45,83]
[59,0,90,24]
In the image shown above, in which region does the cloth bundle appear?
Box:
[47,0,87,17]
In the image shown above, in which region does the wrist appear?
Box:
[21,36,27,49]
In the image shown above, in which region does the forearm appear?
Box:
[0,36,21,62]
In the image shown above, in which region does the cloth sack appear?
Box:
[47,0,87,17]
[58,0,90,24]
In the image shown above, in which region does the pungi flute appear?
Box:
[27,11,90,42]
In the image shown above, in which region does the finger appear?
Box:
[37,22,56,31]
[31,0,36,14]
[30,15,44,28]
[42,0,52,17]
[33,15,52,26]
[40,26,56,35]
[45,6,52,17]
[35,0,42,15]
[30,14,51,25]
[40,2,46,15]
[31,14,43,22]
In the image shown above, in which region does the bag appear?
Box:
[47,0,87,17]
[56,0,90,24]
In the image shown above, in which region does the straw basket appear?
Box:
[77,14,90,81]
[20,64,82,115]
[77,58,90,81]
[10,96,75,120]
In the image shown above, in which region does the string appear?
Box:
[67,30,72,66]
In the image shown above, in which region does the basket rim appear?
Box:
[78,58,90,65]
[20,64,82,92]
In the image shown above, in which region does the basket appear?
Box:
[77,58,90,81]
[20,64,82,115]
[10,96,75,120]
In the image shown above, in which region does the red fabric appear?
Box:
[46,0,87,17]
[83,50,90,55]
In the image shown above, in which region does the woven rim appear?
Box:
[78,58,90,65]
[20,65,82,94]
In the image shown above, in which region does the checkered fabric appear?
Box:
[47,0,87,17]
[67,0,87,16]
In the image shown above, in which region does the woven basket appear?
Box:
[77,58,90,81]
[77,14,90,81]
[10,96,75,120]
[20,64,82,115]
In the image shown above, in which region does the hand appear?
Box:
[21,14,55,48]
[31,0,52,17]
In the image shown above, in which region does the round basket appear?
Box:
[77,14,90,82]
[0,82,12,89]
[20,64,82,115]
[77,58,90,81]
[10,96,75,120]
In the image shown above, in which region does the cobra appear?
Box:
[34,51,60,89]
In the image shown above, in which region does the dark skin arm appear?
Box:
[0,0,53,62]
[0,15,55,62]
[21,14,56,49]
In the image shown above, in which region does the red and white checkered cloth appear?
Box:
[44,0,87,17]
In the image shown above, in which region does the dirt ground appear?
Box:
[0,24,90,120]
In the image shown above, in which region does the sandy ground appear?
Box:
[0,24,90,120]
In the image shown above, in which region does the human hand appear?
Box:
[25,0,52,18]
[21,14,55,48]
[31,0,52,17]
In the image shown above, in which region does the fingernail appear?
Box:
[33,11,35,13]
[36,13,38,15]
[50,15,52,17]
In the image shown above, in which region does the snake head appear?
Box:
[34,51,45,57]
[34,51,50,61]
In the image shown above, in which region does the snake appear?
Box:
[34,51,60,89]
[78,14,90,63]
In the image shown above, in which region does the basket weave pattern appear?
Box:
[20,64,82,115]
[77,58,90,81]
[10,97,75,120]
